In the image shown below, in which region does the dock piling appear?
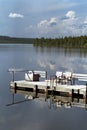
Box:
[12,82,17,93]
[85,83,87,110]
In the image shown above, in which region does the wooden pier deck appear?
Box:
[10,79,86,98]
[9,69,87,99]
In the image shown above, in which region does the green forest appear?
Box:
[0,36,34,43]
[1,35,87,48]
[34,36,87,48]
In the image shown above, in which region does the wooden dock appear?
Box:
[10,79,86,98]
[9,69,87,99]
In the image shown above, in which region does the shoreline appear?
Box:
[0,35,87,48]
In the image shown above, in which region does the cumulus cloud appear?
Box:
[38,17,57,27]
[37,11,79,37]
[61,11,78,33]
[31,10,87,37]
[38,20,48,27]
[65,10,76,19]
[48,17,57,26]
[9,13,24,18]
[83,18,87,25]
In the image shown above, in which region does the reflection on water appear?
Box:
[34,46,87,74]
[9,88,87,111]
[1,44,87,130]
[34,46,87,57]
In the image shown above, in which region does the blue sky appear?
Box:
[0,0,87,38]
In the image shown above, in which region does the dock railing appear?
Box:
[8,68,47,81]
[8,68,29,81]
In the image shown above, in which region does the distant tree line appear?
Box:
[0,36,34,43]
[1,35,87,48]
[34,36,87,48]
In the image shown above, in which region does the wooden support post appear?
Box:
[36,85,38,93]
[72,78,75,85]
[12,94,15,104]
[85,83,87,104]
[33,85,38,97]
[13,82,17,93]
[12,71,14,81]
[46,71,47,80]
[77,89,79,102]
[45,86,48,101]
[85,83,87,110]
[72,89,74,102]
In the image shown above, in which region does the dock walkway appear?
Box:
[10,79,86,97]
[9,69,87,98]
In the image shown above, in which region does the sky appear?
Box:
[0,0,87,38]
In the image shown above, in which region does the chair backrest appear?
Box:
[25,70,47,81]
[63,72,72,78]
[56,71,62,78]
[25,71,33,81]
[34,70,47,79]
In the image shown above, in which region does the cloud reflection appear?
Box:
[38,60,56,70]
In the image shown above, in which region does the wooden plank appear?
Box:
[10,80,86,97]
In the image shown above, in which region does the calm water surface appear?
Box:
[0,44,87,130]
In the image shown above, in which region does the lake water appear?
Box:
[0,44,87,130]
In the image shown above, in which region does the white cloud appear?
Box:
[38,17,57,27]
[65,10,76,20]
[60,11,78,35]
[26,10,87,38]
[37,11,79,37]
[38,20,48,27]
[49,17,57,26]
[83,18,87,24]
[9,13,24,18]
